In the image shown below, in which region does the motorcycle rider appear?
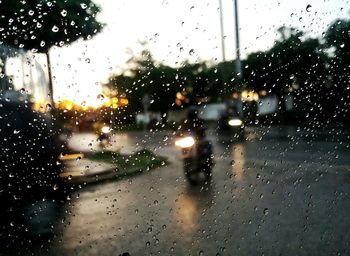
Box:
[181,106,206,139]
[179,106,213,183]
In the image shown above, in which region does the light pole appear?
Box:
[233,0,242,85]
[233,0,243,117]
[218,0,226,62]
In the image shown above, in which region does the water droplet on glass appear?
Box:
[189,49,195,56]
[52,25,59,32]
[61,10,67,17]
[46,103,52,111]
[263,208,269,215]
[306,4,312,12]
[97,94,105,100]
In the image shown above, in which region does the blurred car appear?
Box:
[0,100,65,200]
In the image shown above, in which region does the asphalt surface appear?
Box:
[2,126,350,256]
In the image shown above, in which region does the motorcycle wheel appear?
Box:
[184,158,198,185]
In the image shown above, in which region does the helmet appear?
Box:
[187,106,198,120]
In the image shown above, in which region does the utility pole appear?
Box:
[233,0,243,117]
[218,0,229,99]
[233,0,242,86]
[219,0,226,62]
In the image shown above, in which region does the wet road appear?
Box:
[5,127,350,255]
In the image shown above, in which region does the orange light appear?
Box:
[232,92,239,99]
[119,98,128,105]
[259,90,267,96]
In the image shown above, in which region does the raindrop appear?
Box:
[189,49,195,56]
[80,3,87,9]
[306,4,312,12]
[340,43,345,48]
[20,88,26,94]
[190,6,195,11]
[263,208,269,215]
[52,25,59,32]
[28,10,34,16]
[97,94,105,100]
[61,10,67,17]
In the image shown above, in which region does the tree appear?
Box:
[324,18,350,121]
[243,26,328,120]
[0,0,104,103]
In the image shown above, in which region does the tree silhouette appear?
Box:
[0,0,104,103]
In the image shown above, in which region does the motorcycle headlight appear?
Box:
[175,136,195,148]
[101,126,111,134]
[228,119,243,127]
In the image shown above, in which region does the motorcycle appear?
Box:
[97,125,112,148]
[175,132,214,185]
[218,113,245,140]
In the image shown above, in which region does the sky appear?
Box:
[42,0,350,104]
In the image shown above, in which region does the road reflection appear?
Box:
[231,143,246,182]
[175,185,213,237]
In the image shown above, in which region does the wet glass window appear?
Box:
[0,0,349,255]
